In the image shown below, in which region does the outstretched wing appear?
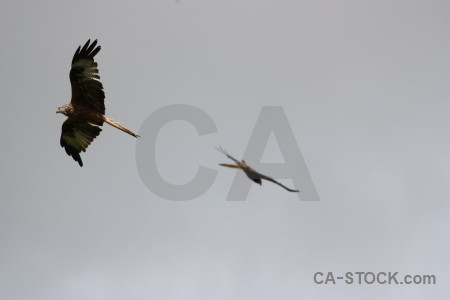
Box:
[261,175,299,192]
[70,39,105,114]
[247,168,299,193]
[216,146,240,163]
[60,117,103,167]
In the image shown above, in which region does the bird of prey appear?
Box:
[216,146,299,192]
[56,39,139,167]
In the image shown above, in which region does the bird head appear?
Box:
[56,105,68,116]
[240,160,249,168]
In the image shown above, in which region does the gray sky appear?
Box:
[1,0,449,299]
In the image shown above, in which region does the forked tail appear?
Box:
[219,163,239,169]
[103,117,140,138]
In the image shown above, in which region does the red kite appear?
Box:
[56,39,139,167]
[217,147,299,192]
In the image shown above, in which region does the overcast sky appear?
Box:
[1,1,449,299]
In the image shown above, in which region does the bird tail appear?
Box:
[103,117,140,138]
[219,163,239,168]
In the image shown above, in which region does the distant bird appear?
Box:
[56,39,139,167]
[216,146,299,192]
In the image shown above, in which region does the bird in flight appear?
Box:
[56,39,139,167]
[216,146,299,192]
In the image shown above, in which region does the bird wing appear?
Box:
[216,146,240,163]
[70,39,105,114]
[60,117,103,167]
[248,168,299,193]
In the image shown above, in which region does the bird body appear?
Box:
[217,147,299,193]
[56,39,139,166]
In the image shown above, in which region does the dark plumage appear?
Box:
[217,146,299,193]
[57,39,139,167]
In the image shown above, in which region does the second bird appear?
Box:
[217,147,299,193]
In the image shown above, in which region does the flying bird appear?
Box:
[56,39,139,167]
[216,146,299,192]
